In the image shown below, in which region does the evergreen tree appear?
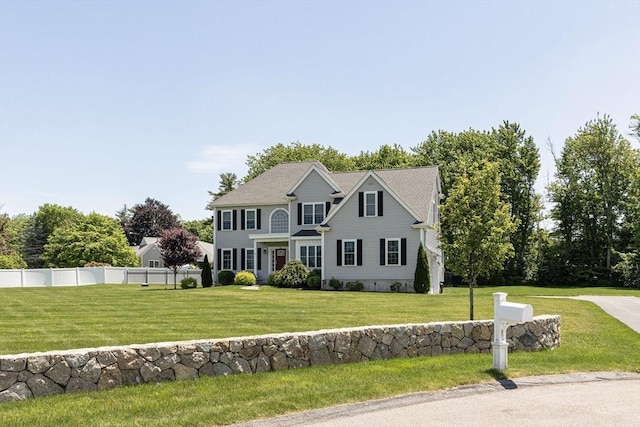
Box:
[201,254,213,288]
[413,243,429,294]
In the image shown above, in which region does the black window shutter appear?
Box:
[257,209,262,230]
[380,239,385,265]
[257,249,262,270]
[241,249,246,270]
[358,192,364,217]
[378,191,384,217]
[240,210,245,230]
[232,248,237,271]
[217,248,222,270]
[297,203,302,225]
[357,239,363,266]
[232,210,237,230]
[217,210,221,231]
[336,240,342,266]
[325,201,331,216]
[401,238,407,265]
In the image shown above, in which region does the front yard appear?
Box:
[0,285,638,426]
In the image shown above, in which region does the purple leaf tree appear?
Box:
[159,228,202,289]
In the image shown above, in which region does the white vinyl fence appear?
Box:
[0,267,203,288]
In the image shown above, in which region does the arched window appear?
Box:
[270,209,289,234]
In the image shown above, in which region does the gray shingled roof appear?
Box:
[209,161,329,207]
[210,161,440,223]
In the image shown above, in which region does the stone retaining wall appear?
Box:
[0,315,560,403]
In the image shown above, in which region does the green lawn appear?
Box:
[0,285,638,426]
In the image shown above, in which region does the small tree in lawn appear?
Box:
[440,160,516,320]
[159,228,201,289]
[413,243,429,294]
[201,254,213,288]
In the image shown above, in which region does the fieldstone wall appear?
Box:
[0,315,560,403]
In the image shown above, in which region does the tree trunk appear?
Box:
[173,268,177,290]
[469,280,475,320]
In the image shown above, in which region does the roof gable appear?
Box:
[287,164,341,196]
[322,170,423,224]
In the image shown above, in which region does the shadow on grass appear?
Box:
[485,368,518,389]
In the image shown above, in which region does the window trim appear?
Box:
[221,210,233,231]
[270,208,289,234]
[221,248,232,270]
[386,238,400,266]
[245,248,255,270]
[302,202,325,225]
[343,239,357,266]
[300,244,322,269]
[364,191,378,217]
[245,209,257,230]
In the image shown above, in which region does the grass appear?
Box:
[0,284,638,426]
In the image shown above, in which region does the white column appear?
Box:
[493,292,509,370]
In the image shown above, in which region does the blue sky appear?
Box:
[1,0,638,221]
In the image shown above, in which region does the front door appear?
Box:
[275,249,287,271]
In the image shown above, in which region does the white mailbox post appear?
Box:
[493,292,533,371]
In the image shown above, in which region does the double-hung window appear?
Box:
[386,239,400,265]
[380,238,407,266]
[245,209,256,230]
[221,249,232,270]
[221,210,232,231]
[364,192,377,217]
[245,248,255,270]
[303,203,325,225]
[337,239,362,266]
[343,240,356,266]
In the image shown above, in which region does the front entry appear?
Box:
[275,249,287,271]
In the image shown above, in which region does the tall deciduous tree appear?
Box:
[181,218,213,243]
[23,204,83,268]
[413,124,542,285]
[159,228,202,289]
[490,121,542,283]
[440,161,516,320]
[547,115,637,285]
[43,213,139,267]
[245,141,355,180]
[123,198,180,246]
[353,143,416,170]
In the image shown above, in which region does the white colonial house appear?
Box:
[209,161,444,293]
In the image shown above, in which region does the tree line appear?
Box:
[0,198,212,269]
[208,115,639,289]
[2,114,638,289]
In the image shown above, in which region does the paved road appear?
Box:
[236,372,640,427]
[234,296,640,427]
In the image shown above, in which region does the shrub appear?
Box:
[201,254,213,288]
[84,261,111,267]
[328,277,343,290]
[234,270,257,286]
[306,269,321,289]
[217,270,235,286]
[345,280,364,291]
[274,260,309,288]
[390,281,402,292]
[266,273,278,286]
[180,277,198,289]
